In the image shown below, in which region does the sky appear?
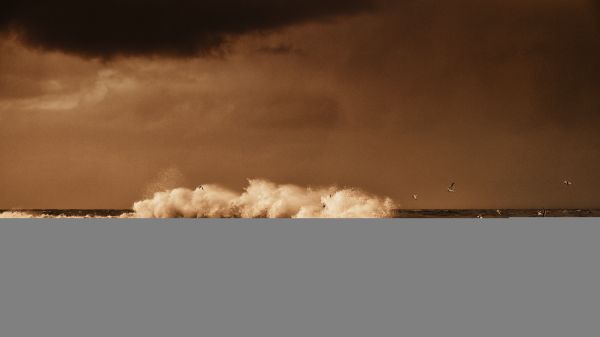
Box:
[1,0,600,209]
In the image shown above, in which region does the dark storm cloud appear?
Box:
[0,0,375,58]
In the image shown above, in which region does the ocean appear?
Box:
[2,209,600,218]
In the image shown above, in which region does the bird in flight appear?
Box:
[447,182,456,192]
[563,180,573,186]
[198,185,204,190]
[413,194,418,200]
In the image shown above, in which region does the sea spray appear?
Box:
[131,179,396,218]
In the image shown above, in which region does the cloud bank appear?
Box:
[0,0,375,58]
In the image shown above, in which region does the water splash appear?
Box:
[131,179,396,218]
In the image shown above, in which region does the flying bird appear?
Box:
[563,180,573,186]
[447,183,456,192]
[198,185,204,190]
[413,194,418,200]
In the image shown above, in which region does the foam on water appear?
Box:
[0,179,396,219]
[131,179,396,218]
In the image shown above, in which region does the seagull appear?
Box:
[496,209,502,215]
[563,180,573,186]
[413,194,418,200]
[537,210,544,216]
[447,182,456,192]
[198,185,204,190]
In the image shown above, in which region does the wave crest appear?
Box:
[131,179,396,218]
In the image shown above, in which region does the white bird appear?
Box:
[447,182,456,192]
[563,180,573,186]
[413,194,418,200]
[198,185,204,190]
[496,209,502,215]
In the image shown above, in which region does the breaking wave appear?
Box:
[0,180,396,219]
[131,179,396,218]
[0,211,37,218]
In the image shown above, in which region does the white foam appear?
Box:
[131,179,396,218]
[0,211,36,218]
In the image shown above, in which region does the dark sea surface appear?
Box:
[0,209,133,218]
[391,209,600,218]
[2,209,600,218]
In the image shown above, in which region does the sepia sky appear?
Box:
[1,0,600,209]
